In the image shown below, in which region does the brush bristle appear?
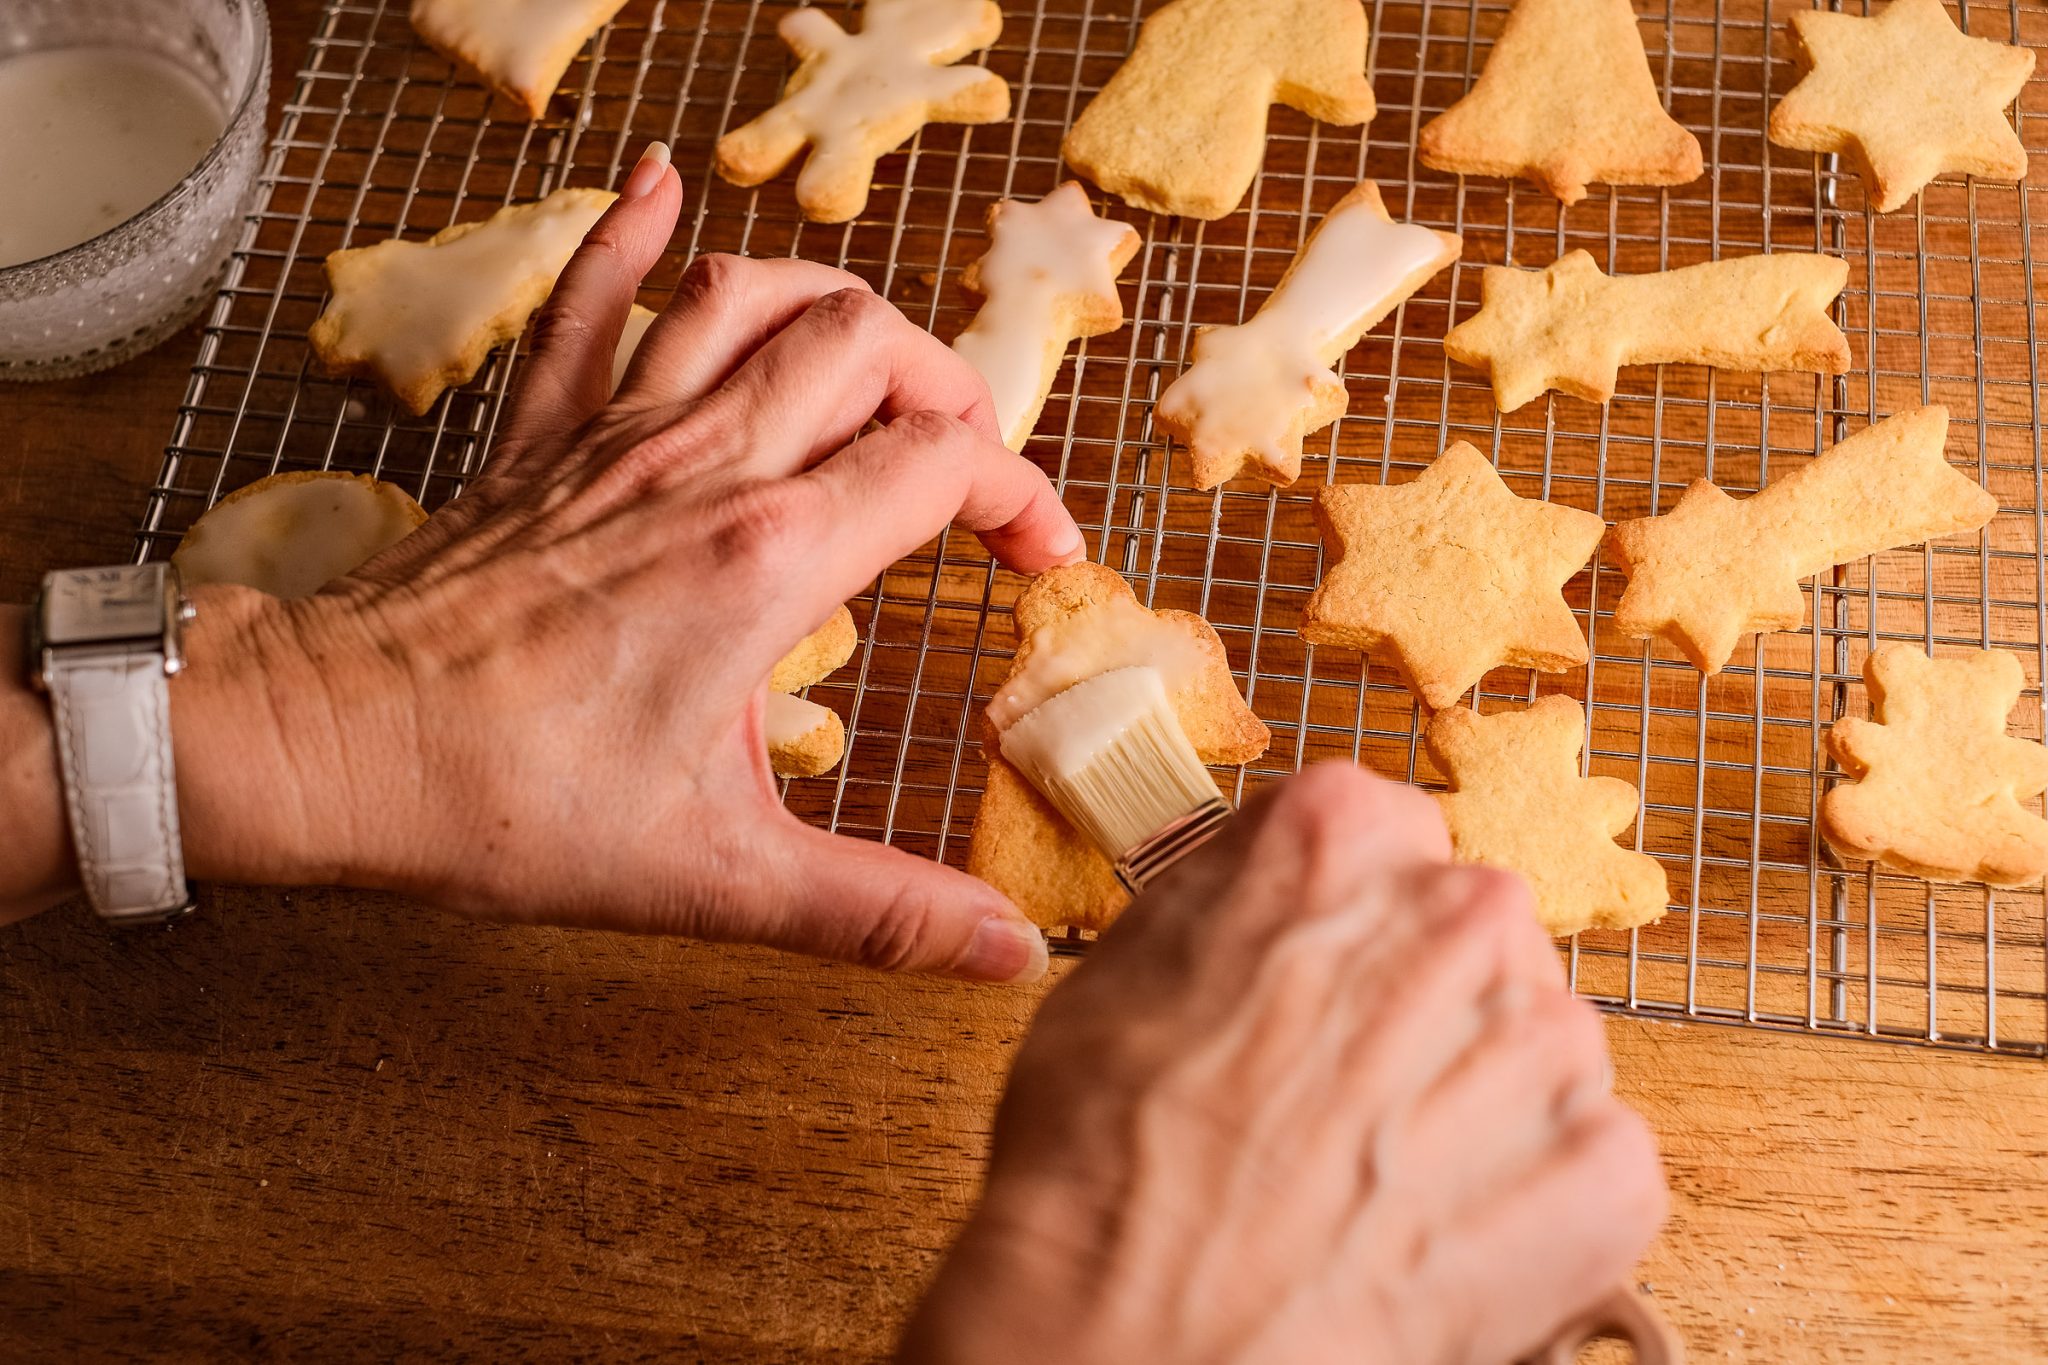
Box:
[998,667,1222,861]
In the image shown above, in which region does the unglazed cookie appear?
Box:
[1605,406,1998,674]
[968,562,1269,931]
[172,471,428,599]
[769,605,859,778]
[1823,644,2048,886]
[1769,0,2035,214]
[409,0,631,118]
[714,0,1010,223]
[1428,696,1669,937]
[309,188,616,414]
[952,182,1141,451]
[1060,0,1375,221]
[1418,0,1702,204]
[1154,182,1460,489]
[1302,442,1604,710]
[1442,250,1850,410]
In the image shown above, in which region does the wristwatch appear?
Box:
[28,564,197,925]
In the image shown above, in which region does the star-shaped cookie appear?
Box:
[1769,0,2035,214]
[1417,0,1702,204]
[1301,442,1606,710]
[1822,645,2048,886]
[1428,696,1670,937]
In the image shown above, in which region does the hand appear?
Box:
[164,144,1079,980]
[900,764,1667,1363]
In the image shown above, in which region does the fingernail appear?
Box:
[622,141,672,200]
[1049,520,1085,566]
[955,915,1049,984]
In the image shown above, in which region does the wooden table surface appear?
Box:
[5,1,2048,1359]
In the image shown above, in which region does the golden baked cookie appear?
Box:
[1417,0,1701,204]
[172,471,427,600]
[768,606,860,778]
[1605,406,1998,674]
[1154,182,1459,489]
[1428,696,1669,937]
[1302,442,1604,710]
[967,562,1269,931]
[1061,0,1375,221]
[1823,645,2048,887]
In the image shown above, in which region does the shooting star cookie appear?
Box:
[409,0,631,119]
[1418,0,1702,204]
[1428,696,1669,937]
[1155,182,1460,489]
[1770,0,2035,214]
[1823,644,2048,886]
[1060,0,1376,221]
[768,605,859,778]
[1605,405,1999,674]
[172,471,428,599]
[309,188,616,415]
[968,562,1269,931]
[715,0,1010,223]
[1302,442,1604,709]
[1442,249,1850,410]
[952,182,1141,451]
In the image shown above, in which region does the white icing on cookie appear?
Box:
[610,303,658,394]
[986,594,1208,732]
[409,0,630,112]
[952,183,1140,450]
[171,472,427,600]
[765,690,835,746]
[1157,193,1453,474]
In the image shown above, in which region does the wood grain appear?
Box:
[3,0,2047,1359]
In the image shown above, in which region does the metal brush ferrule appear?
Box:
[1112,796,1233,894]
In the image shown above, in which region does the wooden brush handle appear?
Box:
[1520,1283,1682,1365]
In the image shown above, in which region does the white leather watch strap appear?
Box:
[44,646,190,922]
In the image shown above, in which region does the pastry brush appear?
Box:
[999,665,1231,891]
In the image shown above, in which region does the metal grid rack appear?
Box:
[143,0,2048,1054]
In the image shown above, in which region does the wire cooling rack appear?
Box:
[142,0,2048,1055]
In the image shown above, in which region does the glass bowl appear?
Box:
[0,0,270,381]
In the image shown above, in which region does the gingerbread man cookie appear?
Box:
[1428,696,1669,937]
[309,188,616,415]
[768,605,859,778]
[1418,0,1702,204]
[952,183,1141,451]
[968,562,1269,931]
[1443,249,1851,410]
[1302,442,1605,710]
[1823,645,2048,886]
[1605,405,1998,674]
[715,0,1010,223]
[1155,182,1460,489]
[1770,0,2035,214]
[409,0,631,119]
[1060,0,1376,221]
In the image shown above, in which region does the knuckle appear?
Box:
[713,479,818,568]
[810,284,897,335]
[851,891,937,973]
[887,407,969,447]
[679,251,753,299]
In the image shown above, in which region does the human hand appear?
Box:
[900,763,1667,1363]
[169,144,1078,980]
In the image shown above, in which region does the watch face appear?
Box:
[42,566,171,645]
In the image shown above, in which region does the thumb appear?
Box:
[754,822,1049,984]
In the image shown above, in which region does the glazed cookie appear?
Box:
[952,182,1141,451]
[768,605,859,778]
[309,188,616,415]
[1417,0,1702,204]
[610,303,658,394]
[715,0,1010,223]
[1060,0,1375,221]
[172,471,428,599]
[1442,250,1850,410]
[1823,645,2048,886]
[1154,182,1460,489]
[968,562,1269,931]
[1770,0,2035,214]
[409,0,631,119]
[1428,696,1669,937]
[1302,442,1605,710]
[1605,406,1998,674]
